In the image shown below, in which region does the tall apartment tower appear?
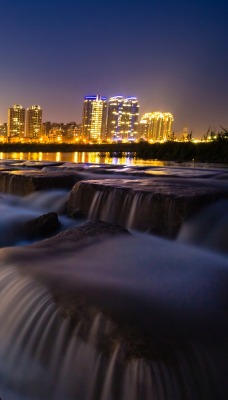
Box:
[26,105,42,138]
[7,104,25,138]
[139,112,174,141]
[82,95,107,142]
[122,97,139,141]
[107,96,124,141]
[107,96,139,141]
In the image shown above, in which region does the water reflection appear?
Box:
[0,151,168,166]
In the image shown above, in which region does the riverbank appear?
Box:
[0,140,228,163]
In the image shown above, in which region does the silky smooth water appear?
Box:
[0,161,227,399]
[0,190,81,247]
[0,231,227,400]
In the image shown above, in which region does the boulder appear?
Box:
[22,212,61,239]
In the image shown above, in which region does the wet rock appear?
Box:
[1,220,129,262]
[0,170,82,196]
[22,212,61,239]
[27,220,129,255]
[71,208,87,219]
[66,178,228,238]
[20,161,65,169]
[1,220,227,362]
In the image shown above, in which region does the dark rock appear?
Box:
[27,220,129,254]
[21,161,65,169]
[1,220,129,261]
[0,170,82,195]
[22,212,61,239]
[66,178,228,238]
[1,220,227,363]
[71,208,86,219]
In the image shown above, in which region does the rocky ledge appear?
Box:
[0,170,82,195]
[1,220,227,362]
[66,177,228,237]
[0,161,228,238]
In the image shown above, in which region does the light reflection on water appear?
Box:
[0,151,168,166]
[0,152,227,170]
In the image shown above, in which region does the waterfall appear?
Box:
[178,199,228,254]
[0,162,228,400]
[72,181,184,236]
[0,263,225,400]
[0,190,79,247]
[1,225,228,399]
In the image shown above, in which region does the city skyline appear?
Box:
[0,0,227,137]
[3,96,175,142]
[0,87,227,137]
[1,94,171,125]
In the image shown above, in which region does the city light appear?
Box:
[139,112,174,142]
[2,96,211,143]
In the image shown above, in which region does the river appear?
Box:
[0,151,184,166]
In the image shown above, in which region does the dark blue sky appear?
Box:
[0,0,227,137]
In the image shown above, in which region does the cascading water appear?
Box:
[69,174,228,237]
[0,161,227,400]
[0,190,81,247]
[178,199,228,254]
[0,258,226,400]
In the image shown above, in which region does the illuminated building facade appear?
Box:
[107,96,139,141]
[107,96,123,141]
[26,105,42,138]
[41,122,82,143]
[0,123,7,138]
[139,112,174,141]
[7,104,25,138]
[82,95,107,141]
[122,97,139,141]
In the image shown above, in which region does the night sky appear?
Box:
[0,0,227,137]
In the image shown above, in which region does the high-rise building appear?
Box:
[122,97,139,141]
[139,112,174,141]
[0,123,7,137]
[7,104,25,138]
[82,95,107,142]
[26,105,42,138]
[107,96,124,141]
[107,96,139,141]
